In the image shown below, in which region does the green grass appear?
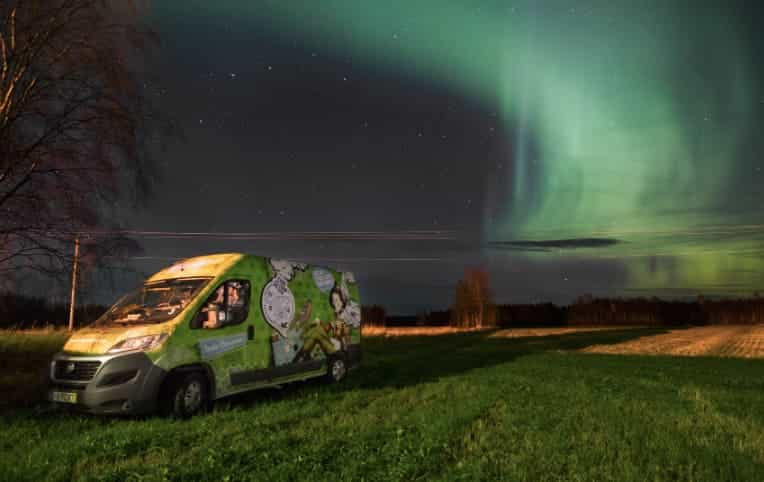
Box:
[0,330,70,409]
[1,328,764,481]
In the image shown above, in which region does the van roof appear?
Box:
[146,253,347,283]
[147,253,245,282]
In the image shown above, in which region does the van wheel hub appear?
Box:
[331,359,346,381]
[183,380,202,412]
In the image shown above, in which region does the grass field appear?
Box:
[2,327,764,481]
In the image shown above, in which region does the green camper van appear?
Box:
[48,253,362,417]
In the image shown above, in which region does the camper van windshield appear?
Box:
[97,278,211,325]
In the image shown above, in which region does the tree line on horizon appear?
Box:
[3,268,764,329]
[365,266,764,328]
[0,292,107,329]
[364,296,764,328]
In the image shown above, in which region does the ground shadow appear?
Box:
[222,326,669,410]
[348,327,668,389]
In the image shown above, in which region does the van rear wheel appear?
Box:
[162,372,209,418]
[326,356,347,383]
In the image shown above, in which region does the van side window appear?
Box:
[191,280,251,329]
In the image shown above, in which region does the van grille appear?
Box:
[54,360,101,381]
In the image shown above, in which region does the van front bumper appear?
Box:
[48,351,166,415]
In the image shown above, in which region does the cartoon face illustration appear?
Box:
[342,301,362,328]
[271,300,313,366]
[270,259,295,280]
[312,267,335,293]
[272,329,303,366]
[342,271,356,284]
[269,259,306,281]
[330,286,346,315]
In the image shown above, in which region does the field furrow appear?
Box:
[490,326,631,338]
[582,325,764,358]
[715,325,764,358]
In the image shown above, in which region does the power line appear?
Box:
[105,255,446,263]
[74,223,764,242]
[76,229,458,241]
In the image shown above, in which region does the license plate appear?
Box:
[50,391,77,404]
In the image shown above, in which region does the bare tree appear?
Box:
[0,0,166,277]
[450,267,496,328]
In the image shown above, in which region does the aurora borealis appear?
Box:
[86,1,764,312]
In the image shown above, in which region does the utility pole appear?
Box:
[67,235,80,332]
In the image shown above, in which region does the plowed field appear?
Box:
[582,325,764,358]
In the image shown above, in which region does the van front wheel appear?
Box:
[162,372,209,418]
[326,356,347,383]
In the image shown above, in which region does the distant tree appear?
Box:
[575,293,594,304]
[450,267,496,328]
[0,0,167,277]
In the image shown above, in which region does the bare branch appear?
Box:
[0,0,167,279]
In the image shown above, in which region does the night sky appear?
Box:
[78,1,764,314]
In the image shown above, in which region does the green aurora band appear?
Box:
[170,1,764,297]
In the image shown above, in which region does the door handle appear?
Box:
[247,325,254,340]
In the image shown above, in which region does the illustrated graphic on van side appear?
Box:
[47,253,362,417]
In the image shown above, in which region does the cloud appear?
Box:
[487,238,621,251]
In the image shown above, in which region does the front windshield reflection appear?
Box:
[97,278,211,325]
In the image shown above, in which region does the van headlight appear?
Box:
[107,334,168,354]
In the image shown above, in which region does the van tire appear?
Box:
[326,355,347,383]
[161,371,209,418]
